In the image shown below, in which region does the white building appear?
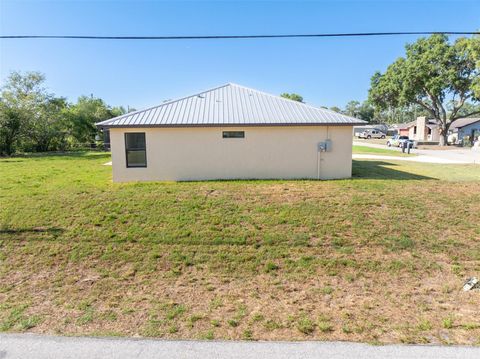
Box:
[96,84,365,182]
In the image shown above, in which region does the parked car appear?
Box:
[401,139,416,149]
[357,129,386,139]
[387,135,409,147]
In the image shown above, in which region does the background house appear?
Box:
[448,118,480,145]
[397,116,480,145]
[97,83,365,182]
[397,116,440,144]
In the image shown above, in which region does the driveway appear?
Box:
[353,141,480,164]
[1,334,479,359]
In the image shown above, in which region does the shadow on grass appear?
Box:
[0,227,64,240]
[352,160,435,180]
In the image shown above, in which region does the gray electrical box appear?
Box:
[324,139,332,152]
[318,139,332,152]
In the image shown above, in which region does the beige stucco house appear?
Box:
[96,84,365,182]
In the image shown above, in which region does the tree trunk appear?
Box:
[5,138,14,156]
[4,130,16,156]
[439,133,448,146]
[438,124,449,146]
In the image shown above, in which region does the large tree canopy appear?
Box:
[0,71,130,155]
[343,100,375,122]
[369,34,480,145]
[66,96,123,145]
[0,71,58,154]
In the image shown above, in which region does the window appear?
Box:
[222,131,245,138]
[125,133,146,168]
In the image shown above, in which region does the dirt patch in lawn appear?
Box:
[2,244,480,344]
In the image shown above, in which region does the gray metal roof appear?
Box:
[96,83,366,128]
[450,117,480,129]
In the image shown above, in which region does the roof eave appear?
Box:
[97,122,366,129]
[452,118,480,129]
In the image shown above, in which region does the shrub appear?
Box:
[297,315,315,335]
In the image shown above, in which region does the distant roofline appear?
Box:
[396,117,480,130]
[450,117,480,129]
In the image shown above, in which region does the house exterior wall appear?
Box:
[109,126,354,182]
[416,117,427,141]
[429,127,440,141]
[408,126,415,139]
[405,116,441,142]
[458,122,480,141]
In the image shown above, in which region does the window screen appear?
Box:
[222,131,245,138]
[125,133,146,167]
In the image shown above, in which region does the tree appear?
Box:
[28,97,69,152]
[369,34,480,145]
[0,103,24,155]
[469,35,480,98]
[456,101,480,117]
[343,100,375,122]
[110,106,130,117]
[329,100,375,122]
[0,71,134,154]
[343,100,361,117]
[66,96,116,145]
[329,106,342,113]
[371,104,430,124]
[280,93,304,102]
[0,71,52,154]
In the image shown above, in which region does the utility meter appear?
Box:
[318,140,332,152]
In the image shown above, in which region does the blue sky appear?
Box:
[1,0,479,110]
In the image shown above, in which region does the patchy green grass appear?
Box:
[352,145,415,157]
[1,152,480,344]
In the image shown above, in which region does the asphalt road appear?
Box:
[1,334,480,359]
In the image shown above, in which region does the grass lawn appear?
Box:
[352,145,415,157]
[1,152,480,344]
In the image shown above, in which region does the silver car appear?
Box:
[387,135,416,148]
[387,135,409,147]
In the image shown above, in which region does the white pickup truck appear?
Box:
[357,129,386,139]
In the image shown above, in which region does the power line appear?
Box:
[1,31,479,40]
